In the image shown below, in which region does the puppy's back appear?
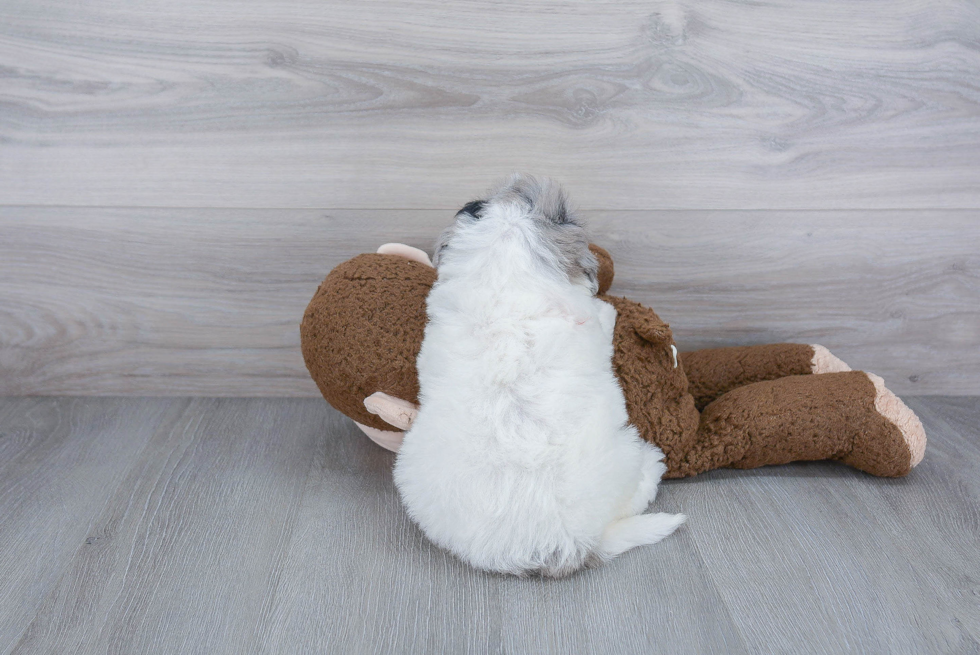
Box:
[394,176,648,575]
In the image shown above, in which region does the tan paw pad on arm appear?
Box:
[364,392,420,431]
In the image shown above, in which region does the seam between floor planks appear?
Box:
[1,396,977,654]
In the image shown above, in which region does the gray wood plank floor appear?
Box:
[1,396,977,654]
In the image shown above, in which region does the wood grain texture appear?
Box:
[252,407,744,655]
[1,0,979,209]
[0,397,190,651]
[10,398,324,655]
[2,397,978,654]
[674,451,980,651]
[2,207,977,396]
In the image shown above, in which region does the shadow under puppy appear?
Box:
[393,175,685,577]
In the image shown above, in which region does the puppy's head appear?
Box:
[433,174,599,292]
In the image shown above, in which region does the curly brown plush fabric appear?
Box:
[598,294,700,474]
[589,244,615,295]
[681,344,815,411]
[671,371,912,478]
[300,247,923,478]
[301,254,435,431]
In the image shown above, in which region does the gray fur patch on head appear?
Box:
[431,224,455,268]
[490,174,598,293]
[432,200,482,267]
[487,174,572,225]
[434,174,598,293]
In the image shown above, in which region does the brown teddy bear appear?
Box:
[301,242,926,478]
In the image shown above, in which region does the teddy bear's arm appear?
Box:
[352,392,419,453]
[680,344,850,411]
[364,391,419,430]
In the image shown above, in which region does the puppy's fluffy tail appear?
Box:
[597,512,686,560]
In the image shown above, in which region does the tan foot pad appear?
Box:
[867,373,927,467]
[810,344,852,374]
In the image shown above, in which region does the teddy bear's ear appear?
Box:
[634,316,672,345]
[588,244,614,294]
[377,243,433,267]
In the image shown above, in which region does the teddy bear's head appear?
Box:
[300,244,617,439]
[300,251,436,432]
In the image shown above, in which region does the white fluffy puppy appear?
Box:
[393,175,685,576]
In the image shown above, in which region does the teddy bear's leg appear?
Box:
[666,371,925,479]
[680,343,851,411]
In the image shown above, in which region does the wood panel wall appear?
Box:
[1,0,978,395]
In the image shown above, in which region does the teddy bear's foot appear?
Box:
[866,373,927,468]
[670,371,926,479]
[810,344,852,374]
[835,372,927,476]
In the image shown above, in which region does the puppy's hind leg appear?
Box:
[598,513,686,560]
[628,444,668,515]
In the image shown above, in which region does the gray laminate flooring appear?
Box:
[0,396,977,654]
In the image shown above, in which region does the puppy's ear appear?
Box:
[578,248,600,294]
[433,199,487,267]
[457,200,485,219]
[536,182,596,291]
[432,224,455,268]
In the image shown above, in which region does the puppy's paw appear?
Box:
[630,445,667,512]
